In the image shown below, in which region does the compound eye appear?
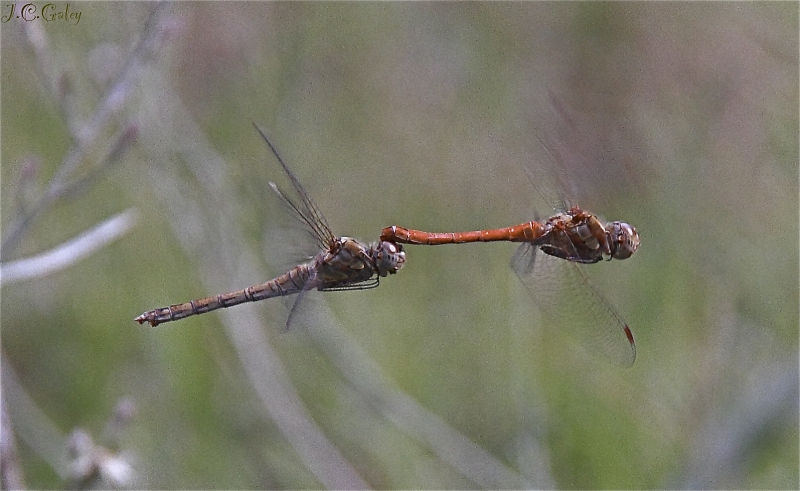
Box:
[610,222,639,260]
[372,241,404,276]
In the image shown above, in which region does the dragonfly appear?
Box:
[381,209,639,366]
[135,124,406,327]
[380,131,640,366]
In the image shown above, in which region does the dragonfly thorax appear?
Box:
[538,208,639,264]
[315,238,376,287]
[321,237,404,285]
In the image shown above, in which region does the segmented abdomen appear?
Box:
[135,263,316,327]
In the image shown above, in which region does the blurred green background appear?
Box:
[2,2,797,489]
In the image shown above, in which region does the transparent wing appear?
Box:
[284,271,380,331]
[253,124,336,251]
[250,124,338,331]
[511,243,636,367]
[284,285,317,331]
[268,182,332,255]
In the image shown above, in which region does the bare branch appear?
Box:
[20,3,166,146]
[304,304,534,489]
[1,209,139,286]
[1,393,26,490]
[1,359,65,478]
[1,3,165,259]
[2,124,139,260]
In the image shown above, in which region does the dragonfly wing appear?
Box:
[510,242,538,278]
[268,181,330,253]
[285,285,314,331]
[254,124,336,250]
[511,243,636,367]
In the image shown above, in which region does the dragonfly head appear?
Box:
[607,221,639,260]
[374,241,406,277]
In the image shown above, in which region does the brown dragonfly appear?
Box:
[135,124,406,327]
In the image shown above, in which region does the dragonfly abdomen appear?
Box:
[380,222,545,245]
[134,263,315,327]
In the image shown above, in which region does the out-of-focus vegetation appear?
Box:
[2,3,797,489]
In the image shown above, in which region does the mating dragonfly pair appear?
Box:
[135,124,640,366]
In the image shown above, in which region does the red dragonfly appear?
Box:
[381,111,640,366]
[381,208,639,366]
